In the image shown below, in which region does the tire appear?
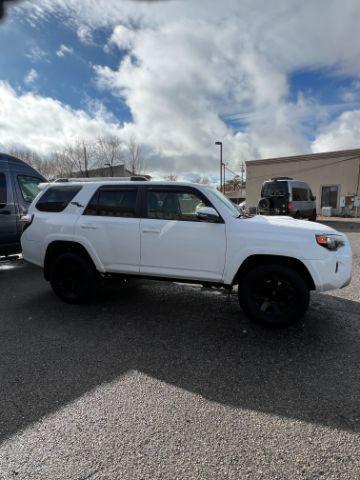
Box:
[309,210,317,221]
[294,211,300,219]
[238,264,310,327]
[49,252,96,304]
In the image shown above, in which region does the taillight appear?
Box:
[288,201,293,212]
[20,214,34,232]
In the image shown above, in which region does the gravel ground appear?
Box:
[0,232,359,480]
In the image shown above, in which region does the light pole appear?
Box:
[215,141,223,193]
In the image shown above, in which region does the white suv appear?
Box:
[21,180,352,327]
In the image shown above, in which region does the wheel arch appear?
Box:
[232,254,316,290]
[43,241,97,281]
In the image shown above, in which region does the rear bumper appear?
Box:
[303,245,352,292]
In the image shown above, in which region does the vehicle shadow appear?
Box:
[0,263,359,443]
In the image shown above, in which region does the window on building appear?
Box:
[0,173,7,208]
[292,187,308,201]
[36,186,82,212]
[96,188,138,217]
[146,189,208,221]
[18,175,42,203]
[321,185,339,208]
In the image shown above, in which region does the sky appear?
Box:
[1,0,360,178]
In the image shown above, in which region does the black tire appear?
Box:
[309,210,317,221]
[49,252,96,304]
[238,264,310,327]
[294,211,301,219]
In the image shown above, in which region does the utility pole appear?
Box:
[215,141,223,193]
[83,144,88,178]
[240,163,245,199]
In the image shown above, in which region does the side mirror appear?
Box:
[310,195,316,201]
[196,206,220,222]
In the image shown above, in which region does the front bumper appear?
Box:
[303,244,352,292]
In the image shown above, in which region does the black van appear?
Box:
[0,153,45,256]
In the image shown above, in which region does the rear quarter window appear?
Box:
[0,173,6,208]
[36,185,82,212]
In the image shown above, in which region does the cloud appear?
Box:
[0,82,123,155]
[24,68,38,85]
[56,44,74,58]
[312,110,360,153]
[25,46,48,63]
[13,0,360,175]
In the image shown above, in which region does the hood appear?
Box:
[248,215,339,235]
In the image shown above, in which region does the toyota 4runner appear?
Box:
[21,180,352,327]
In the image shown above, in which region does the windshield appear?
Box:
[205,187,240,218]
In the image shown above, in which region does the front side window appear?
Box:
[292,187,308,201]
[0,173,6,208]
[18,175,42,203]
[97,189,138,217]
[36,186,82,212]
[147,189,208,221]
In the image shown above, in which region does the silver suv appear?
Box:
[258,177,317,220]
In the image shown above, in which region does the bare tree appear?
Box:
[126,137,142,175]
[164,173,178,181]
[63,139,96,177]
[192,175,211,185]
[96,136,124,175]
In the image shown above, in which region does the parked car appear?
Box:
[21,180,352,327]
[258,177,317,220]
[0,153,45,256]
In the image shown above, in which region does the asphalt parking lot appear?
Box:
[0,227,359,480]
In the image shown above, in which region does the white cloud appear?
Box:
[25,46,48,63]
[312,110,360,153]
[0,82,123,155]
[77,24,93,44]
[14,0,360,174]
[24,68,39,85]
[56,44,74,58]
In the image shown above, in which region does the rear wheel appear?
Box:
[238,264,310,327]
[309,209,317,221]
[49,252,96,304]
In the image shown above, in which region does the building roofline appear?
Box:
[245,147,360,166]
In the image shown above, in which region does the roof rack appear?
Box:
[53,176,151,183]
[269,176,293,181]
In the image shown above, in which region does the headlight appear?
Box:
[315,234,345,251]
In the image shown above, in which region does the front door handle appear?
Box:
[80,223,98,230]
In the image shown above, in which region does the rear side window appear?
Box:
[84,188,138,218]
[18,175,42,203]
[36,186,82,212]
[0,173,6,208]
[292,187,308,201]
[261,182,289,197]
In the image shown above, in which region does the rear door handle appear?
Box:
[80,223,98,230]
[142,228,161,234]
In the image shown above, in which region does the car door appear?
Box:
[140,186,227,282]
[0,171,19,252]
[77,186,141,273]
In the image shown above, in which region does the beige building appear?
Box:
[246,148,360,216]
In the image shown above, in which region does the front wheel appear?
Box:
[49,252,96,304]
[238,264,310,327]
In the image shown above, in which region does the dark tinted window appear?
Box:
[292,187,308,201]
[18,175,42,203]
[36,186,82,212]
[95,189,138,217]
[0,173,6,208]
[147,189,208,221]
[261,181,289,197]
